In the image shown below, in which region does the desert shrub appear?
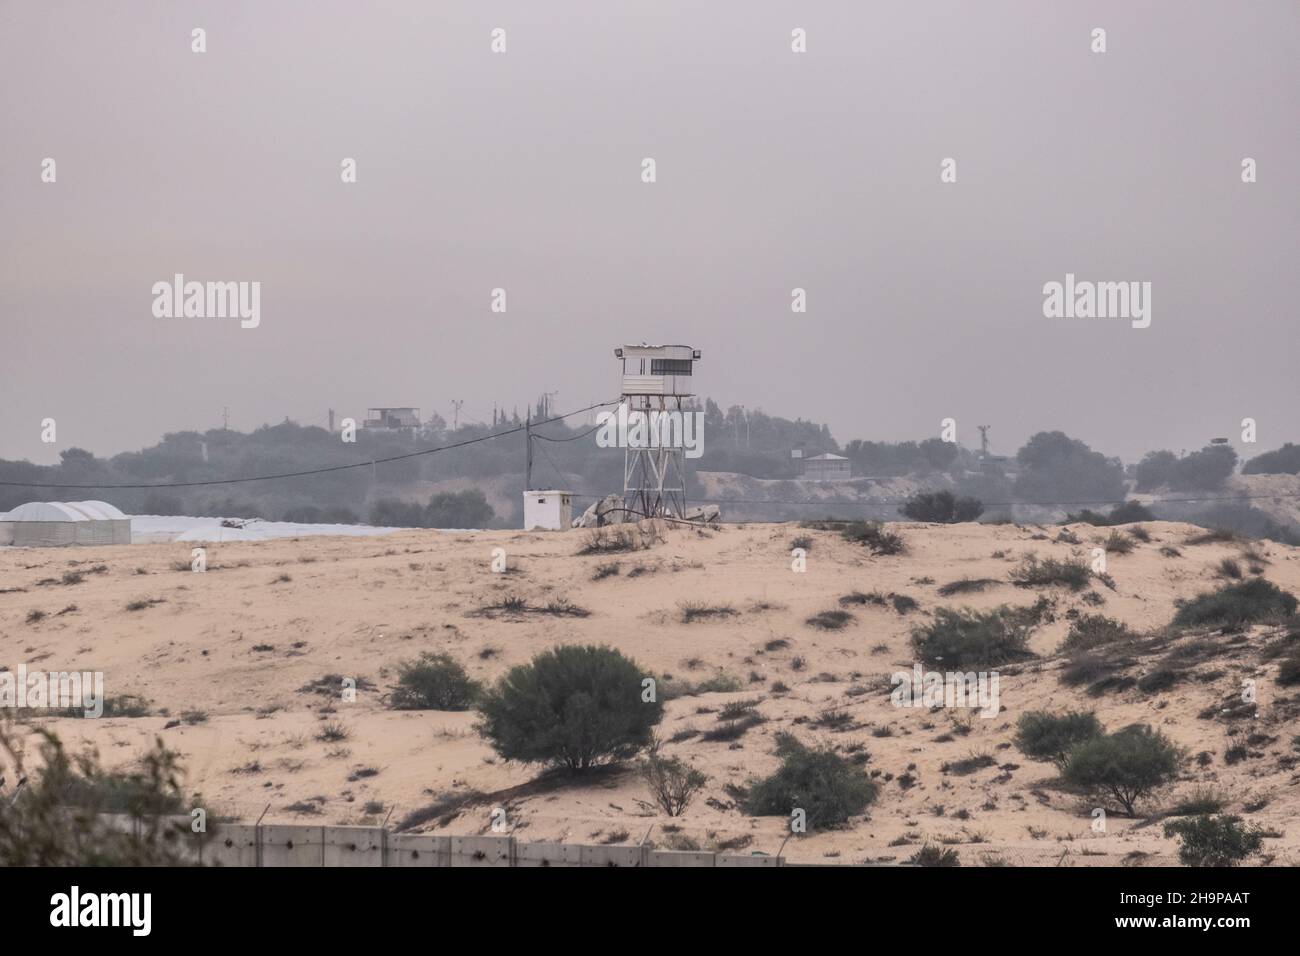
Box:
[679,601,737,623]
[1014,711,1104,768]
[1162,814,1263,867]
[937,578,999,597]
[841,521,905,555]
[744,733,877,829]
[900,490,984,523]
[389,653,480,711]
[1172,578,1297,629]
[1061,614,1139,653]
[640,749,707,816]
[1276,652,1300,686]
[1010,556,1091,591]
[477,645,663,771]
[807,609,853,630]
[910,607,1034,669]
[576,524,662,555]
[316,721,350,742]
[1103,531,1135,554]
[908,843,961,866]
[1168,786,1228,816]
[1185,528,1240,545]
[1059,650,1137,693]
[1216,558,1243,580]
[1061,725,1185,815]
[892,594,919,614]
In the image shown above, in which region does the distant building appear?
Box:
[363,407,421,430]
[523,490,572,531]
[802,453,851,481]
[0,500,131,546]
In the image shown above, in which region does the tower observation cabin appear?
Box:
[615,345,700,406]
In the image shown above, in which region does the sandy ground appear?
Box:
[2,519,1298,866]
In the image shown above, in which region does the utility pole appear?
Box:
[451,399,464,431]
[525,416,533,490]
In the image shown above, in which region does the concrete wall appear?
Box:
[149,818,786,867]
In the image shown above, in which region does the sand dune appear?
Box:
[2,519,1297,866]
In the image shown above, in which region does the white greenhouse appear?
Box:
[0,500,132,547]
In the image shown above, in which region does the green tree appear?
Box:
[477,645,663,771]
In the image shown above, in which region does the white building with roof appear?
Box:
[801,453,851,481]
[0,500,132,546]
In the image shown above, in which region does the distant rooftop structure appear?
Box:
[363,407,421,430]
[802,453,851,481]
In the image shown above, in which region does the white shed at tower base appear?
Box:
[523,490,572,531]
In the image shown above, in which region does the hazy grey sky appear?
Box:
[2,0,1296,465]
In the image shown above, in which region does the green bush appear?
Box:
[910,607,1035,669]
[476,645,663,771]
[0,726,207,865]
[1013,711,1103,768]
[1172,578,1297,629]
[390,653,480,711]
[744,734,877,830]
[1163,814,1263,867]
[640,750,707,816]
[1242,442,1300,476]
[900,491,984,523]
[1062,725,1185,815]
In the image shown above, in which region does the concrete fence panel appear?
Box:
[450,835,513,867]
[647,850,716,867]
[261,825,325,866]
[580,844,644,868]
[208,824,259,867]
[324,826,385,867]
[389,834,451,867]
[515,841,584,867]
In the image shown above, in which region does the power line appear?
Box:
[532,422,603,443]
[567,490,1300,507]
[2,399,620,491]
